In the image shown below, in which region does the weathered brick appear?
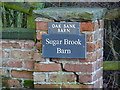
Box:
[95,59,103,70]
[79,74,92,83]
[93,79,102,88]
[94,30,102,41]
[80,52,97,62]
[36,31,47,40]
[62,84,93,88]
[36,22,48,30]
[3,79,21,87]
[64,63,95,73]
[49,73,76,82]
[11,50,23,59]
[80,22,94,31]
[34,84,61,88]
[2,43,20,49]
[11,70,33,79]
[0,50,2,58]
[97,49,103,59]
[7,61,22,68]
[34,72,46,82]
[33,52,46,62]
[34,84,93,88]
[22,51,34,59]
[2,60,9,67]
[93,69,103,81]
[24,40,35,49]
[23,61,34,70]
[0,68,10,77]
[96,40,103,50]
[87,43,96,52]
[79,69,103,83]
[86,52,97,61]
[87,33,94,42]
[1,50,9,58]
[11,50,33,59]
[36,42,42,51]
[35,63,61,72]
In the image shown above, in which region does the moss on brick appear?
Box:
[2,77,10,87]
[23,80,34,89]
[2,77,11,80]
[2,81,9,87]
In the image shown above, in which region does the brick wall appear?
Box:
[1,39,35,89]
[1,18,104,89]
[34,18,104,88]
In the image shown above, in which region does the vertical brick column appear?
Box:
[34,18,104,88]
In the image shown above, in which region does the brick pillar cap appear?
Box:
[33,8,107,21]
[35,17,54,22]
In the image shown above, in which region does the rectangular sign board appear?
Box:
[42,34,86,58]
[48,22,80,34]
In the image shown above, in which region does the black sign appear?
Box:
[42,22,86,58]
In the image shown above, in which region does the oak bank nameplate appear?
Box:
[42,22,86,58]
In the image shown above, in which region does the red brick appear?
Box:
[87,43,96,52]
[11,50,33,59]
[52,54,97,63]
[36,22,48,30]
[36,31,47,40]
[11,70,33,79]
[34,84,61,88]
[87,33,94,42]
[80,52,97,62]
[22,51,33,59]
[3,79,21,87]
[33,52,46,62]
[79,69,103,83]
[35,63,61,72]
[64,63,95,73]
[34,72,46,82]
[49,73,76,82]
[86,52,97,61]
[80,22,94,31]
[24,40,35,49]
[8,61,22,68]
[36,42,42,51]
[11,50,22,59]
[23,61,34,70]
[79,74,92,83]
[62,84,93,88]
[2,43,20,49]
